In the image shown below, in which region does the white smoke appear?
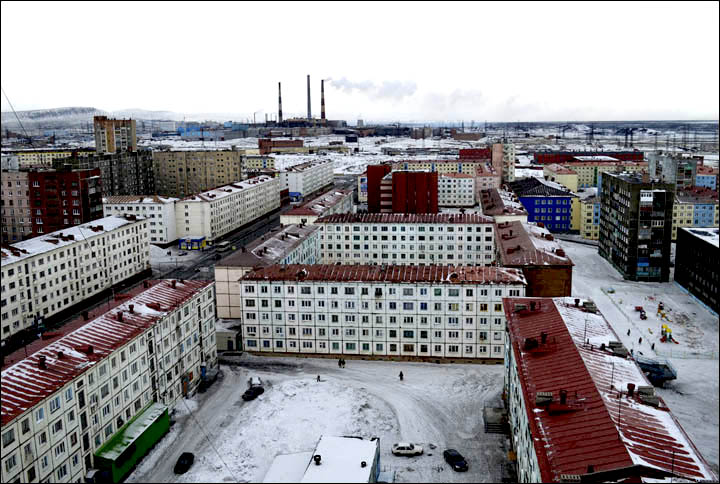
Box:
[326,77,417,101]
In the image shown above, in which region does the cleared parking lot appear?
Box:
[126,355,511,483]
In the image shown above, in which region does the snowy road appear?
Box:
[126,356,510,483]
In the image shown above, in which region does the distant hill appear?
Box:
[1,107,251,132]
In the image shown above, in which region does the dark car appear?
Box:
[443,449,468,472]
[174,452,195,474]
[241,386,265,401]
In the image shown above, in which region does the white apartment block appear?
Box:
[439,174,476,207]
[176,175,280,243]
[0,215,151,343]
[315,213,497,266]
[238,265,526,360]
[215,224,321,319]
[281,160,335,200]
[0,280,217,484]
[103,196,179,245]
[280,189,354,226]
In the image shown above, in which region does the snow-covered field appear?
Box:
[562,240,719,473]
[126,357,510,483]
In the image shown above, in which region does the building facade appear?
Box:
[56,151,154,198]
[93,116,137,154]
[280,160,334,201]
[152,150,245,198]
[176,175,280,243]
[1,171,31,244]
[579,196,601,240]
[542,164,578,192]
[316,213,496,266]
[503,296,716,483]
[564,159,647,188]
[103,196,179,245]
[492,142,516,183]
[0,215,151,344]
[238,265,526,360]
[0,280,217,484]
[647,152,697,189]
[28,169,103,237]
[696,164,718,190]
[533,150,644,165]
[214,224,321,319]
[507,178,576,233]
[439,174,475,207]
[671,187,719,240]
[674,228,719,314]
[599,173,674,282]
[479,188,528,224]
[5,149,95,169]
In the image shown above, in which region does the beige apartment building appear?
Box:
[93,116,137,154]
[6,150,95,169]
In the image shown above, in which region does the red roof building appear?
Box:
[502,297,716,483]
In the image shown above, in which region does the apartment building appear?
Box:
[152,150,245,198]
[57,151,154,198]
[565,158,648,188]
[242,155,275,171]
[503,296,716,483]
[542,164,578,192]
[0,280,217,484]
[647,151,697,189]
[280,160,334,201]
[495,221,573,297]
[103,196,180,245]
[696,164,718,190]
[238,264,526,360]
[1,171,31,244]
[1,154,20,170]
[28,168,103,237]
[357,172,368,203]
[670,186,719,240]
[390,159,489,176]
[506,177,576,233]
[176,175,280,243]
[93,116,137,154]
[280,189,353,226]
[534,151,644,165]
[578,195,601,240]
[5,149,95,169]
[674,227,719,314]
[479,188,528,224]
[599,172,674,282]
[439,174,475,207]
[492,142,516,183]
[215,224,321,319]
[0,215,151,344]
[316,213,496,266]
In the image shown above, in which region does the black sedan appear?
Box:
[241,386,265,401]
[443,449,468,472]
[174,452,195,474]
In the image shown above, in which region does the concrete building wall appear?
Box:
[152,151,245,198]
[239,277,525,360]
[93,117,137,154]
[1,171,31,244]
[103,198,179,245]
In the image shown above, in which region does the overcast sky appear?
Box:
[1,1,718,122]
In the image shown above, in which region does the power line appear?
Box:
[180,397,240,483]
[1,86,32,144]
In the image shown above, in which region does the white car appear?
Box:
[391,442,423,456]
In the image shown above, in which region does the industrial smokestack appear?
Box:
[307,74,312,120]
[321,79,326,121]
[278,82,283,123]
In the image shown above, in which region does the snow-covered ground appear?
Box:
[562,240,719,473]
[126,357,510,483]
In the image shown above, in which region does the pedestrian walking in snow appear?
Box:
[317,375,321,382]
[651,343,655,351]
[338,358,342,368]
[399,371,404,381]
[627,329,631,336]
[639,337,643,345]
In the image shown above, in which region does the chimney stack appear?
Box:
[307,75,312,120]
[321,79,326,121]
[278,82,283,123]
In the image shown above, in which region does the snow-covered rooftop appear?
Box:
[681,227,719,248]
[216,224,320,268]
[573,155,620,161]
[496,221,573,266]
[103,195,179,204]
[300,436,378,483]
[504,296,717,482]
[181,175,275,202]
[0,215,145,265]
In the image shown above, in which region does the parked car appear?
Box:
[443,449,468,472]
[174,452,195,474]
[241,386,265,401]
[178,251,188,256]
[391,442,423,456]
[248,376,263,388]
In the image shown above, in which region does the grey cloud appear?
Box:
[327,77,417,101]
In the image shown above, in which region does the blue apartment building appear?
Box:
[507,177,576,232]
